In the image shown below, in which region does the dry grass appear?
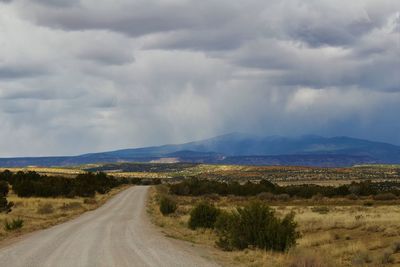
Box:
[0,185,130,245]
[147,187,400,267]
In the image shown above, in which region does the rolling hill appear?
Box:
[1,133,400,167]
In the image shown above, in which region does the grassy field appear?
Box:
[147,186,400,267]
[4,163,399,184]
[86,163,400,184]
[0,185,129,245]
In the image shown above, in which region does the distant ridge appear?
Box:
[1,133,400,167]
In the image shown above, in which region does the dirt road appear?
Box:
[0,186,219,267]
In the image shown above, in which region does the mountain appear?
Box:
[1,133,400,167]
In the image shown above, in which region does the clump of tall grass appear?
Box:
[3,218,24,231]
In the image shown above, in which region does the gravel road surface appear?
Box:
[0,186,219,267]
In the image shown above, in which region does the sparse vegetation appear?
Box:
[1,163,400,266]
[148,182,400,267]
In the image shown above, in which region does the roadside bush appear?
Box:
[3,218,24,231]
[37,203,54,214]
[188,201,220,229]
[215,201,299,251]
[214,211,237,250]
[159,196,177,215]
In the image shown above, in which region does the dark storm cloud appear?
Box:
[20,0,396,51]
[0,0,399,156]
[18,0,398,91]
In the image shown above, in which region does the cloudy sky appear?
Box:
[0,0,399,157]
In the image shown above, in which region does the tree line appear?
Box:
[0,170,119,198]
[169,178,400,198]
[0,170,162,200]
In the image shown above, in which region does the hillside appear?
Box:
[1,133,400,167]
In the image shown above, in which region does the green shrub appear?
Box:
[214,211,238,250]
[3,218,24,231]
[188,201,220,229]
[159,196,177,215]
[215,201,299,251]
